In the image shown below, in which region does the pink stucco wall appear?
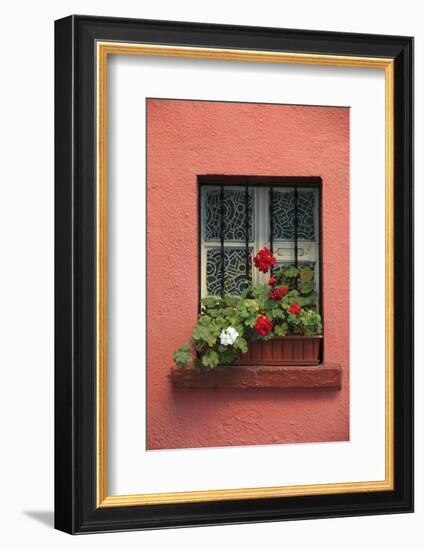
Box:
[146,99,349,450]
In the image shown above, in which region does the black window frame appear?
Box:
[198,175,323,314]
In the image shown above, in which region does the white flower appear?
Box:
[220,326,239,346]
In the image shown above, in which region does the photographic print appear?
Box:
[146,99,349,450]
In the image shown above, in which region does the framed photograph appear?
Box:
[54,15,413,534]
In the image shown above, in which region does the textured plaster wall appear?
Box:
[146,99,349,450]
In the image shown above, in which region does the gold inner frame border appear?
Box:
[96,41,394,508]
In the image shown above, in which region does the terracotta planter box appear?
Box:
[237,335,323,366]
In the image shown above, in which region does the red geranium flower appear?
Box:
[288,303,302,315]
[255,314,273,335]
[268,276,277,286]
[269,287,282,301]
[268,286,286,301]
[269,286,289,301]
[253,246,276,273]
[279,286,289,298]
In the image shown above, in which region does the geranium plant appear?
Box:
[173,247,323,370]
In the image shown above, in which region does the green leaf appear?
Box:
[270,307,285,319]
[282,266,299,279]
[299,267,314,282]
[219,348,238,364]
[173,342,192,369]
[223,296,241,308]
[233,336,248,353]
[274,323,288,336]
[192,323,212,343]
[201,350,219,369]
[298,281,315,295]
[201,296,221,310]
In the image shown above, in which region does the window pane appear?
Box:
[206,248,252,296]
[277,260,315,271]
[203,188,254,241]
[272,190,316,240]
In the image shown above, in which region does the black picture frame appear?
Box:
[55,15,413,534]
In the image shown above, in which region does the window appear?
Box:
[200,179,321,301]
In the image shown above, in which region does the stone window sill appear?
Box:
[170,363,342,390]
